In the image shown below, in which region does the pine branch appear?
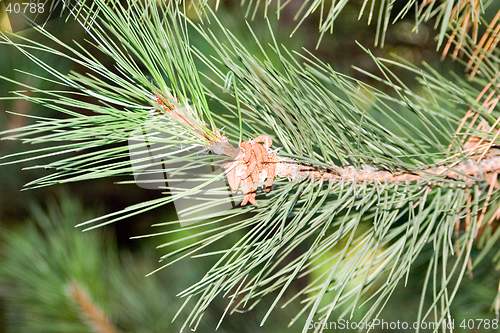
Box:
[2,1,500,332]
[67,282,121,333]
[160,91,500,206]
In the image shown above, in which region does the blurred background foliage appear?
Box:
[0,0,500,332]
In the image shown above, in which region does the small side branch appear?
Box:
[67,282,120,333]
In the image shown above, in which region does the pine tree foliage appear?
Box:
[1,192,298,333]
[198,0,494,49]
[1,0,500,332]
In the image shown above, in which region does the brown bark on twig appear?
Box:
[152,89,500,206]
[67,281,120,333]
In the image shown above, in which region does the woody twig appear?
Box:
[152,91,500,207]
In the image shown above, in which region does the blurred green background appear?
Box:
[0,1,499,332]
